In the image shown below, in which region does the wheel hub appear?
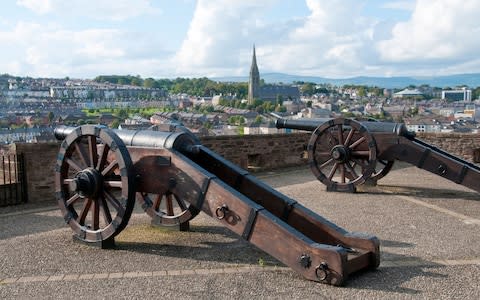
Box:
[331,145,349,163]
[70,168,103,198]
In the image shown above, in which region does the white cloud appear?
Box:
[174,0,377,77]
[16,0,161,21]
[17,0,54,14]
[377,0,480,63]
[261,0,376,77]
[381,0,416,11]
[0,21,173,78]
[173,0,277,76]
[6,0,480,79]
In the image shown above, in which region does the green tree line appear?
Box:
[94,75,248,98]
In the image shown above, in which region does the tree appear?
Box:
[301,82,316,96]
[143,78,156,88]
[116,109,129,119]
[47,111,55,124]
[110,119,120,129]
[254,115,263,124]
[275,94,284,106]
[357,86,366,97]
[473,86,480,100]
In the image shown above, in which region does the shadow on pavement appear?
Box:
[0,213,63,240]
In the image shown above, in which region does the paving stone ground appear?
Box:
[0,162,479,299]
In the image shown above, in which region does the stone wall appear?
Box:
[8,132,480,204]
[416,133,480,162]
[199,133,310,170]
[9,142,60,204]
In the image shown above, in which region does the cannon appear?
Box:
[54,124,380,286]
[276,117,480,193]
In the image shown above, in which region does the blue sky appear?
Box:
[1,0,479,79]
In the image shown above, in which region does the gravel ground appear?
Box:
[1,163,479,299]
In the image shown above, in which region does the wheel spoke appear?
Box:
[337,124,344,145]
[101,160,118,176]
[327,131,337,147]
[346,162,359,179]
[103,190,125,216]
[340,164,346,183]
[96,144,110,171]
[78,198,93,225]
[66,193,81,206]
[327,163,339,180]
[153,194,162,211]
[74,142,89,168]
[99,194,113,224]
[344,128,355,146]
[348,136,366,149]
[87,136,98,168]
[319,158,334,169]
[166,194,174,216]
[104,180,123,188]
[351,150,371,157]
[174,194,187,211]
[66,158,83,172]
[92,197,100,230]
[63,178,74,185]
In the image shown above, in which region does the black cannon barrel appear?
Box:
[54,125,199,152]
[275,118,332,131]
[275,118,414,138]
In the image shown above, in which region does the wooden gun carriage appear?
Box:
[276,117,480,193]
[54,124,380,286]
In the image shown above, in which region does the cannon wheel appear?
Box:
[307,118,377,192]
[55,125,135,243]
[137,191,200,227]
[371,159,394,181]
[349,159,394,182]
[352,117,394,182]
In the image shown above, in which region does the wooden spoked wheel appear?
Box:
[347,159,394,183]
[136,191,199,226]
[307,118,377,192]
[371,159,394,181]
[55,125,135,243]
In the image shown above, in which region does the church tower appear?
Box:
[248,45,260,105]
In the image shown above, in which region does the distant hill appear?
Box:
[212,72,480,89]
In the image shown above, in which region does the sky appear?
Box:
[1,0,479,79]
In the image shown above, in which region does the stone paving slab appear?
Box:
[0,163,479,299]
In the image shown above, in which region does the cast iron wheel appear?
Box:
[55,125,135,242]
[307,118,377,192]
[136,191,200,226]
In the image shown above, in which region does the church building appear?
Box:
[247,45,300,105]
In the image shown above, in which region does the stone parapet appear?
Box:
[8,132,480,204]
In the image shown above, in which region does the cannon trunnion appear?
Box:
[54,125,380,286]
[276,117,480,194]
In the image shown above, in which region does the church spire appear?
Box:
[248,44,260,105]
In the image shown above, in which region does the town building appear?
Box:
[442,88,472,102]
[393,88,424,99]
